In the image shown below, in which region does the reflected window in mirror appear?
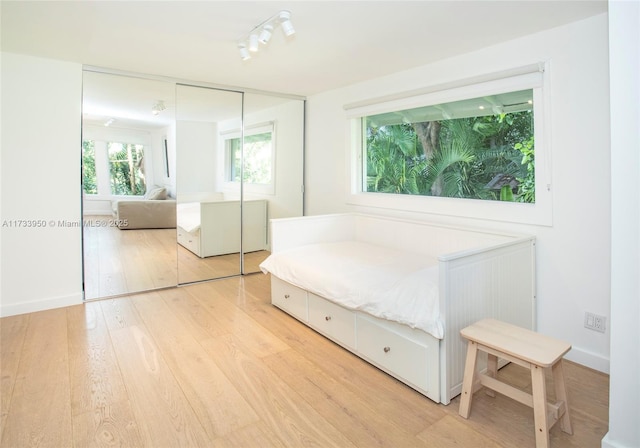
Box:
[82,139,147,197]
[223,122,275,194]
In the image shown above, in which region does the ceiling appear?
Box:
[1,1,607,98]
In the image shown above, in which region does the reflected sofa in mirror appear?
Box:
[81,70,178,299]
[240,93,305,273]
[175,84,247,284]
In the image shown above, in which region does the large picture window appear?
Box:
[347,65,551,226]
[363,90,534,203]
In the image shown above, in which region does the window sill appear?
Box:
[347,191,552,227]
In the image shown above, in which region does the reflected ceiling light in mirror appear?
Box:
[238,10,295,60]
[152,100,166,115]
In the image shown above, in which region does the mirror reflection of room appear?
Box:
[81,71,178,299]
[81,70,305,299]
[241,93,305,274]
[175,85,245,284]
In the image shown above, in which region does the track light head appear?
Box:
[279,11,295,36]
[238,10,295,60]
[238,43,251,60]
[248,33,259,52]
[258,24,273,45]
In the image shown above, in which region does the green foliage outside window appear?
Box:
[82,140,146,196]
[364,100,535,203]
[82,140,97,195]
[108,142,146,195]
[230,132,273,184]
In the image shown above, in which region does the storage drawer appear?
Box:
[308,293,356,349]
[178,227,200,256]
[271,276,308,322]
[356,315,429,391]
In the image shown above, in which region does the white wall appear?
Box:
[305,14,611,372]
[603,1,640,447]
[176,120,217,196]
[1,52,83,316]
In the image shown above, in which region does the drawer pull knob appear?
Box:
[383,346,391,353]
[284,294,290,299]
[325,316,331,321]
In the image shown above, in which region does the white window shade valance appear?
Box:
[344,63,545,119]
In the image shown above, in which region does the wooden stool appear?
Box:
[458,319,573,448]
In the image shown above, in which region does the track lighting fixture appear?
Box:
[238,10,295,60]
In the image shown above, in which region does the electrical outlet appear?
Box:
[584,312,606,333]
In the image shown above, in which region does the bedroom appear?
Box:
[0,1,638,447]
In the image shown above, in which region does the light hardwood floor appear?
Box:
[0,274,609,447]
[83,215,269,298]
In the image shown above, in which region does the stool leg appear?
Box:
[485,353,498,397]
[459,341,479,418]
[552,360,573,435]
[531,364,550,448]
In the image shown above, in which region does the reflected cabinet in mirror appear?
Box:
[81,69,305,299]
[81,71,178,299]
[175,85,244,283]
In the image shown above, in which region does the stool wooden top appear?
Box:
[460,319,571,367]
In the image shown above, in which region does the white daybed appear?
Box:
[259,213,536,404]
[177,199,268,258]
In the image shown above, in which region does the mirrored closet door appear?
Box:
[81,71,178,299]
[241,93,305,274]
[82,69,305,299]
[175,84,243,284]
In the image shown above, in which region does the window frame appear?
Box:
[345,64,552,226]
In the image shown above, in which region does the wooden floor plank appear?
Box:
[1,309,72,447]
[108,322,210,447]
[131,291,261,439]
[264,348,433,447]
[66,302,143,447]
[0,314,28,435]
[417,414,502,447]
[212,421,288,448]
[185,281,290,358]
[201,332,358,447]
[71,401,143,448]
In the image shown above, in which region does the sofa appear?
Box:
[111,185,176,229]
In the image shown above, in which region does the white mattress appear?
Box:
[177,202,201,233]
[259,241,444,339]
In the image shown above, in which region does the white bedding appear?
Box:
[259,241,444,339]
[177,202,201,233]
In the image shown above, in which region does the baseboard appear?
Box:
[601,432,639,448]
[0,292,83,317]
[564,346,610,374]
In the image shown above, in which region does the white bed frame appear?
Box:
[267,213,536,404]
[177,199,268,258]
